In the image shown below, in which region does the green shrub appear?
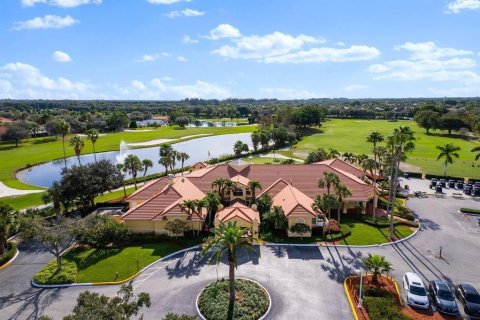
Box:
[162,313,197,320]
[33,259,77,284]
[0,242,17,266]
[198,279,269,320]
[289,223,311,235]
[460,208,480,214]
[76,214,130,247]
[363,295,410,320]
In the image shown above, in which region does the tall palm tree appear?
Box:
[318,172,340,195]
[42,181,63,218]
[86,128,99,163]
[436,143,461,177]
[0,203,17,256]
[211,178,227,195]
[327,148,340,159]
[56,120,70,168]
[362,254,392,283]
[472,146,480,161]
[361,158,379,221]
[123,154,143,190]
[69,135,85,166]
[333,183,352,224]
[203,192,221,226]
[355,154,369,166]
[194,199,206,235]
[181,199,197,233]
[141,159,153,185]
[247,180,262,204]
[223,180,237,202]
[342,152,355,164]
[116,163,127,198]
[201,221,258,320]
[366,131,384,176]
[176,152,190,176]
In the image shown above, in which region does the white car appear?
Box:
[403,272,430,309]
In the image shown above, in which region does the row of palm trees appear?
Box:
[158,144,190,175]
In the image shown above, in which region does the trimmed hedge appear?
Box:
[325,224,352,241]
[0,242,17,267]
[460,208,480,214]
[363,295,410,320]
[198,279,270,320]
[356,216,418,228]
[33,259,77,284]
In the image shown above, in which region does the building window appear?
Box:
[295,218,305,224]
[233,188,243,197]
[312,218,317,225]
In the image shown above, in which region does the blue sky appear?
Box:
[1,0,480,100]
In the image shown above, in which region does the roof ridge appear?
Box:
[122,185,180,219]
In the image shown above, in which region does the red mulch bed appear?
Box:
[346,274,456,320]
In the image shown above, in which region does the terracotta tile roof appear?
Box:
[316,158,365,179]
[257,178,289,199]
[230,174,250,186]
[272,184,320,217]
[216,202,260,224]
[127,177,168,202]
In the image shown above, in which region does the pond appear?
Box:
[17,133,252,188]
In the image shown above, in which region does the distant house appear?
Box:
[152,116,170,124]
[122,159,374,237]
[0,117,13,136]
[190,162,208,172]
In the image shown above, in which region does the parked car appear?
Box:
[456,284,480,318]
[431,179,438,188]
[429,280,459,315]
[440,179,446,187]
[456,181,464,189]
[403,272,430,309]
[465,186,472,195]
[436,185,443,193]
[474,188,480,197]
[448,180,456,188]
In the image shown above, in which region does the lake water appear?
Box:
[17,133,252,188]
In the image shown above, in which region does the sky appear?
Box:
[1,0,480,100]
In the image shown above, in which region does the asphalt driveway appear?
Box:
[1,196,480,319]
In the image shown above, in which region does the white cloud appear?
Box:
[428,86,480,96]
[13,15,78,30]
[177,56,188,62]
[52,51,72,62]
[207,24,241,40]
[141,54,156,62]
[147,0,190,4]
[22,0,101,7]
[167,8,204,18]
[344,84,368,91]
[395,41,473,60]
[135,52,171,62]
[336,41,346,46]
[369,42,479,84]
[260,87,323,99]
[0,62,94,99]
[131,80,147,91]
[210,26,378,64]
[447,0,480,13]
[125,79,230,99]
[182,35,199,44]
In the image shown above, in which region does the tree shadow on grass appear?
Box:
[0,287,61,320]
[65,246,122,271]
[32,137,57,145]
[0,145,18,152]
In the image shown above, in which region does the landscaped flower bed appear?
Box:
[197,278,270,320]
[0,242,17,267]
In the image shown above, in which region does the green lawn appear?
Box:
[95,186,136,203]
[338,217,415,246]
[0,192,45,210]
[0,125,257,190]
[37,240,203,284]
[279,119,480,178]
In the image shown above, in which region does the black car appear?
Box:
[465,186,472,195]
[474,188,480,197]
[440,179,447,187]
[456,284,480,318]
[456,181,464,189]
[431,179,438,188]
[448,180,456,188]
[429,280,458,315]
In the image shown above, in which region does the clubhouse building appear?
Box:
[122,159,374,238]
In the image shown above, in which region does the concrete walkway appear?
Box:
[0,182,43,198]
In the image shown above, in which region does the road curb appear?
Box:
[196,277,272,320]
[0,248,19,271]
[343,276,360,320]
[31,245,200,289]
[264,222,421,248]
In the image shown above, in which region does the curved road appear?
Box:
[1,197,480,319]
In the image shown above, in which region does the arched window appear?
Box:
[295,217,305,224]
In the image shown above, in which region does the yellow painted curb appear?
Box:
[0,249,19,271]
[343,276,359,320]
[391,276,404,306]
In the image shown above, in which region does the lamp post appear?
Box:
[355,268,364,308]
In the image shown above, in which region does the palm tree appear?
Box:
[176,152,190,176]
[223,180,237,202]
[327,148,340,159]
[362,254,392,283]
[212,178,227,195]
[159,144,174,174]
[342,152,355,164]
[194,199,206,235]
[201,221,258,320]
[355,154,369,166]
[123,154,143,190]
[436,143,461,177]
[203,192,221,226]
[472,146,480,161]
[318,172,340,195]
[141,159,153,184]
[333,183,352,224]
[181,199,197,233]
[247,180,262,204]
[0,203,17,256]
[69,135,85,166]
[361,158,379,221]
[86,129,99,163]
[56,120,70,168]
[366,131,384,176]
[42,181,63,218]
[116,163,127,198]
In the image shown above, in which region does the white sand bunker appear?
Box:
[127,134,212,147]
[0,182,44,198]
[124,129,154,132]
